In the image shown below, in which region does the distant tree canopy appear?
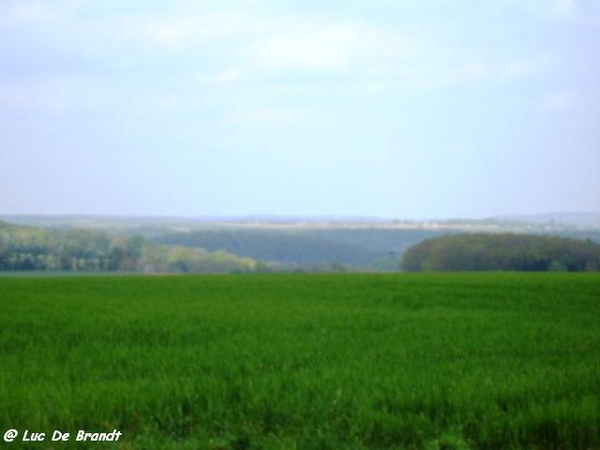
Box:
[0,221,271,273]
[153,228,447,271]
[402,233,600,272]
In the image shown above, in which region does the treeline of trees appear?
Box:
[154,229,381,266]
[402,233,600,272]
[0,221,275,273]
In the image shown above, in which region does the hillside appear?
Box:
[152,228,449,270]
[2,216,600,273]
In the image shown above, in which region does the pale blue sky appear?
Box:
[1,0,599,218]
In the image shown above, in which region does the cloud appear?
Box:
[529,0,600,21]
[500,55,553,79]
[481,0,594,21]
[248,22,413,74]
[501,61,536,78]
[3,0,83,23]
[10,2,49,20]
[0,75,115,117]
[142,20,192,48]
[229,106,315,126]
[456,63,491,80]
[0,0,576,129]
[141,16,238,48]
[541,91,577,112]
[1,1,539,93]
[250,26,355,73]
[217,68,243,85]
[549,0,580,18]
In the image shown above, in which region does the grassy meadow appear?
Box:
[0,273,599,449]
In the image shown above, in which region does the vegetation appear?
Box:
[1,273,599,449]
[3,218,600,273]
[153,228,447,270]
[402,233,600,272]
[0,219,444,272]
[0,221,269,273]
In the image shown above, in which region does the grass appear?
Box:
[0,273,599,449]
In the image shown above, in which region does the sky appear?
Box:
[1,0,599,219]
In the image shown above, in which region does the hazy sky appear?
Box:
[1,0,599,219]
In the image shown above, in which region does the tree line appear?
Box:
[0,221,273,273]
[402,233,600,272]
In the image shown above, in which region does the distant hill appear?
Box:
[151,228,451,270]
[2,214,600,272]
[402,233,600,272]
[3,212,600,230]
[494,212,600,228]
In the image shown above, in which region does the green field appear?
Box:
[1,274,599,449]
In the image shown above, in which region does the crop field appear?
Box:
[1,273,599,449]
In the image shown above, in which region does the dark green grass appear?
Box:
[0,273,599,449]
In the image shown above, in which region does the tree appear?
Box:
[402,233,600,272]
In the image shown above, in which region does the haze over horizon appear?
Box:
[1,1,599,219]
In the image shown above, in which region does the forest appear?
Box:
[152,228,444,270]
[2,218,600,273]
[0,220,445,272]
[0,221,267,273]
[402,233,600,272]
